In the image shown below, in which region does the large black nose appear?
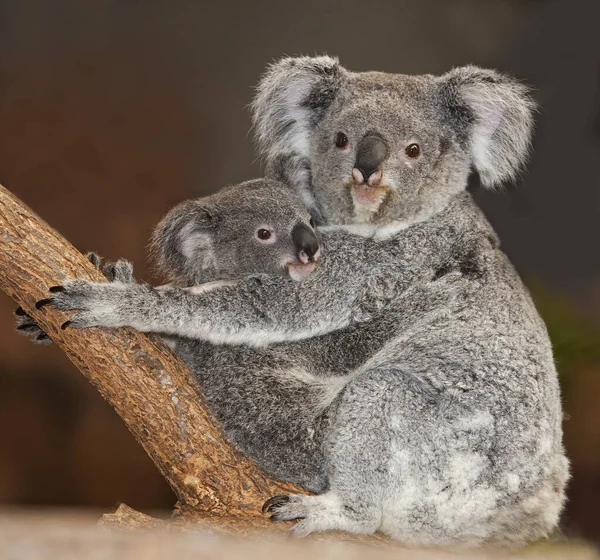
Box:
[354,133,389,184]
[292,223,320,263]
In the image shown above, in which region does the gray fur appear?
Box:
[36,57,566,549]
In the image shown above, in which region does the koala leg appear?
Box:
[264,367,395,536]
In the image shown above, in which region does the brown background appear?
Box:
[1,0,599,544]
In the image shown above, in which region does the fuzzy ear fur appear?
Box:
[252,55,346,161]
[438,66,537,187]
[265,151,324,224]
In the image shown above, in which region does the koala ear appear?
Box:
[150,200,219,280]
[437,66,537,187]
[252,55,346,160]
[265,152,323,223]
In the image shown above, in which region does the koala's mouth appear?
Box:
[286,261,318,281]
[345,180,392,217]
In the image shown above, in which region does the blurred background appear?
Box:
[0,0,598,545]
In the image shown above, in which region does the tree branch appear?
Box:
[0,182,305,520]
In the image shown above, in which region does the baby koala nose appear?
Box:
[292,222,320,264]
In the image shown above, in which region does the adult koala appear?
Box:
[32,57,567,548]
[250,56,568,546]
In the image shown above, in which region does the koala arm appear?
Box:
[44,227,427,345]
[46,267,371,346]
[44,212,475,345]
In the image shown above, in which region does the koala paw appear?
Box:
[15,308,52,344]
[13,254,136,343]
[37,279,129,330]
[263,494,306,521]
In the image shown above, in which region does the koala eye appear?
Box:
[256,228,276,244]
[309,218,316,229]
[335,132,349,149]
[405,143,421,158]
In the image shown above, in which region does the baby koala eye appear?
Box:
[309,218,316,229]
[256,228,276,244]
[335,132,349,149]
[405,143,421,159]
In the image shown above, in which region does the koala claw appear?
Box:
[15,310,52,344]
[262,495,290,515]
[263,494,307,522]
[61,320,73,330]
[49,285,65,293]
[35,298,54,309]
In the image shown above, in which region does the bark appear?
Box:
[0,182,305,519]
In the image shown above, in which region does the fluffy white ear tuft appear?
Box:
[438,66,537,187]
[252,56,345,161]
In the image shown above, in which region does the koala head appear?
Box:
[150,179,320,285]
[253,56,536,227]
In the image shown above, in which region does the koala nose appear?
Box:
[354,133,389,187]
[292,223,320,264]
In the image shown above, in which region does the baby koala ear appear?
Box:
[437,66,537,188]
[252,55,346,161]
[150,200,219,279]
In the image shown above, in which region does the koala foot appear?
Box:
[263,491,380,537]
[15,308,52,344]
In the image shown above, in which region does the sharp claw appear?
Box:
[61,320,72,330]
[16,323,33,331]
[49,286,65,293]
[15,307,26,316]
[262,495,290,514]
[35,298,54,309]
[36,333,49,341]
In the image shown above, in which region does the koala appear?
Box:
[27,57,567,549]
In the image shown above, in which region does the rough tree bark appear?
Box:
[0,182,307,531]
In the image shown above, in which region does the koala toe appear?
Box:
[264,494,307,521]
[100,259,135,284]
[15,312,53,345]
[262,494,290,514]
[86,252,103,269]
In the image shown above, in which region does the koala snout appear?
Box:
[353,134,389,187]
[292,223,320,264]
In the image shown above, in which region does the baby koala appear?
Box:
[152,178,320,287]
[16,178,321,341]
